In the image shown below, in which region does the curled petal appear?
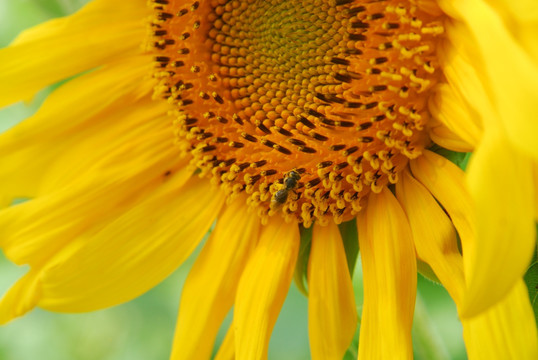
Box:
[464,132,535,315]
[397,169,464,305]
[462,280,538,360]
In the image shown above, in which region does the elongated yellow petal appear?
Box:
[308,222,357,360]
[357,188,416,360]
[171,195,260,360]
[438,20,497,137]
[410,150,537,355]
[410,150,475,268]
[0,176,224,321]
[0,0,149,107]
[484,0,538,63]
[534,162,538,220]
[428,124,474,153]
[0,55,153,154]
[486,0,538,22]
[464,132,535,315]
[396,169,465,305]
[0,58,160,205]
[37,177,223,312]
[428,83,482,152]
[0,271,41,324]
[38,96,170,194]
[0,126,185,268]
[215,324,235,360]
[234,216,300,360]
[462,280,538,360]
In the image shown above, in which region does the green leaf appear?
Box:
[293,224,313,296]
[338,218,359,278]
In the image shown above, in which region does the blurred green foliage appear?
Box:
[0,0,467,359]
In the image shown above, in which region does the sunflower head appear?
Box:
[148,0,445,226]
[1,1,538,359]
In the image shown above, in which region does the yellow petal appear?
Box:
[438,21,495,124]
[215,324,235,360]
[308,222,358,360]
[234,216,300,360]
[410,150,475,267]
[0,0,149,107]
[0,271,41,324]
[0,124,185,268]
[484,0,538,63]
[38,96,169,194]
[462,280,538,360]
[534,162,538,221]
[464,131,535,315]
[171,195,260,360]
[445,0,538,160]
[414,0,444,16]
[0,176,224,322]
[428,124,474,153]
[1,55,153,154]
[37,177,223,312]
[428,83,482,152]
[399,158,537,358]
[486,0,538,22]
[357,188,416,360]
[396,169,465,305]
[0,57,160,205]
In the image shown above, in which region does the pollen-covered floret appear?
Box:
[148,0,444,225]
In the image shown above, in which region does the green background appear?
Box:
[0,1,467,359]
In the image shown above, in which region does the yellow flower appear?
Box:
[0,0,536,359]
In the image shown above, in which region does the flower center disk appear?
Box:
[149,0,444,226]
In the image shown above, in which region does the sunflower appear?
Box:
[0,0,537,359]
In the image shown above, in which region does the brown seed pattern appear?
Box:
[148,0,445,226]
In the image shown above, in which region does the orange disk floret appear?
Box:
[148,0,445,226]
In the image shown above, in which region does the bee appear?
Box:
[271,170,301,209]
